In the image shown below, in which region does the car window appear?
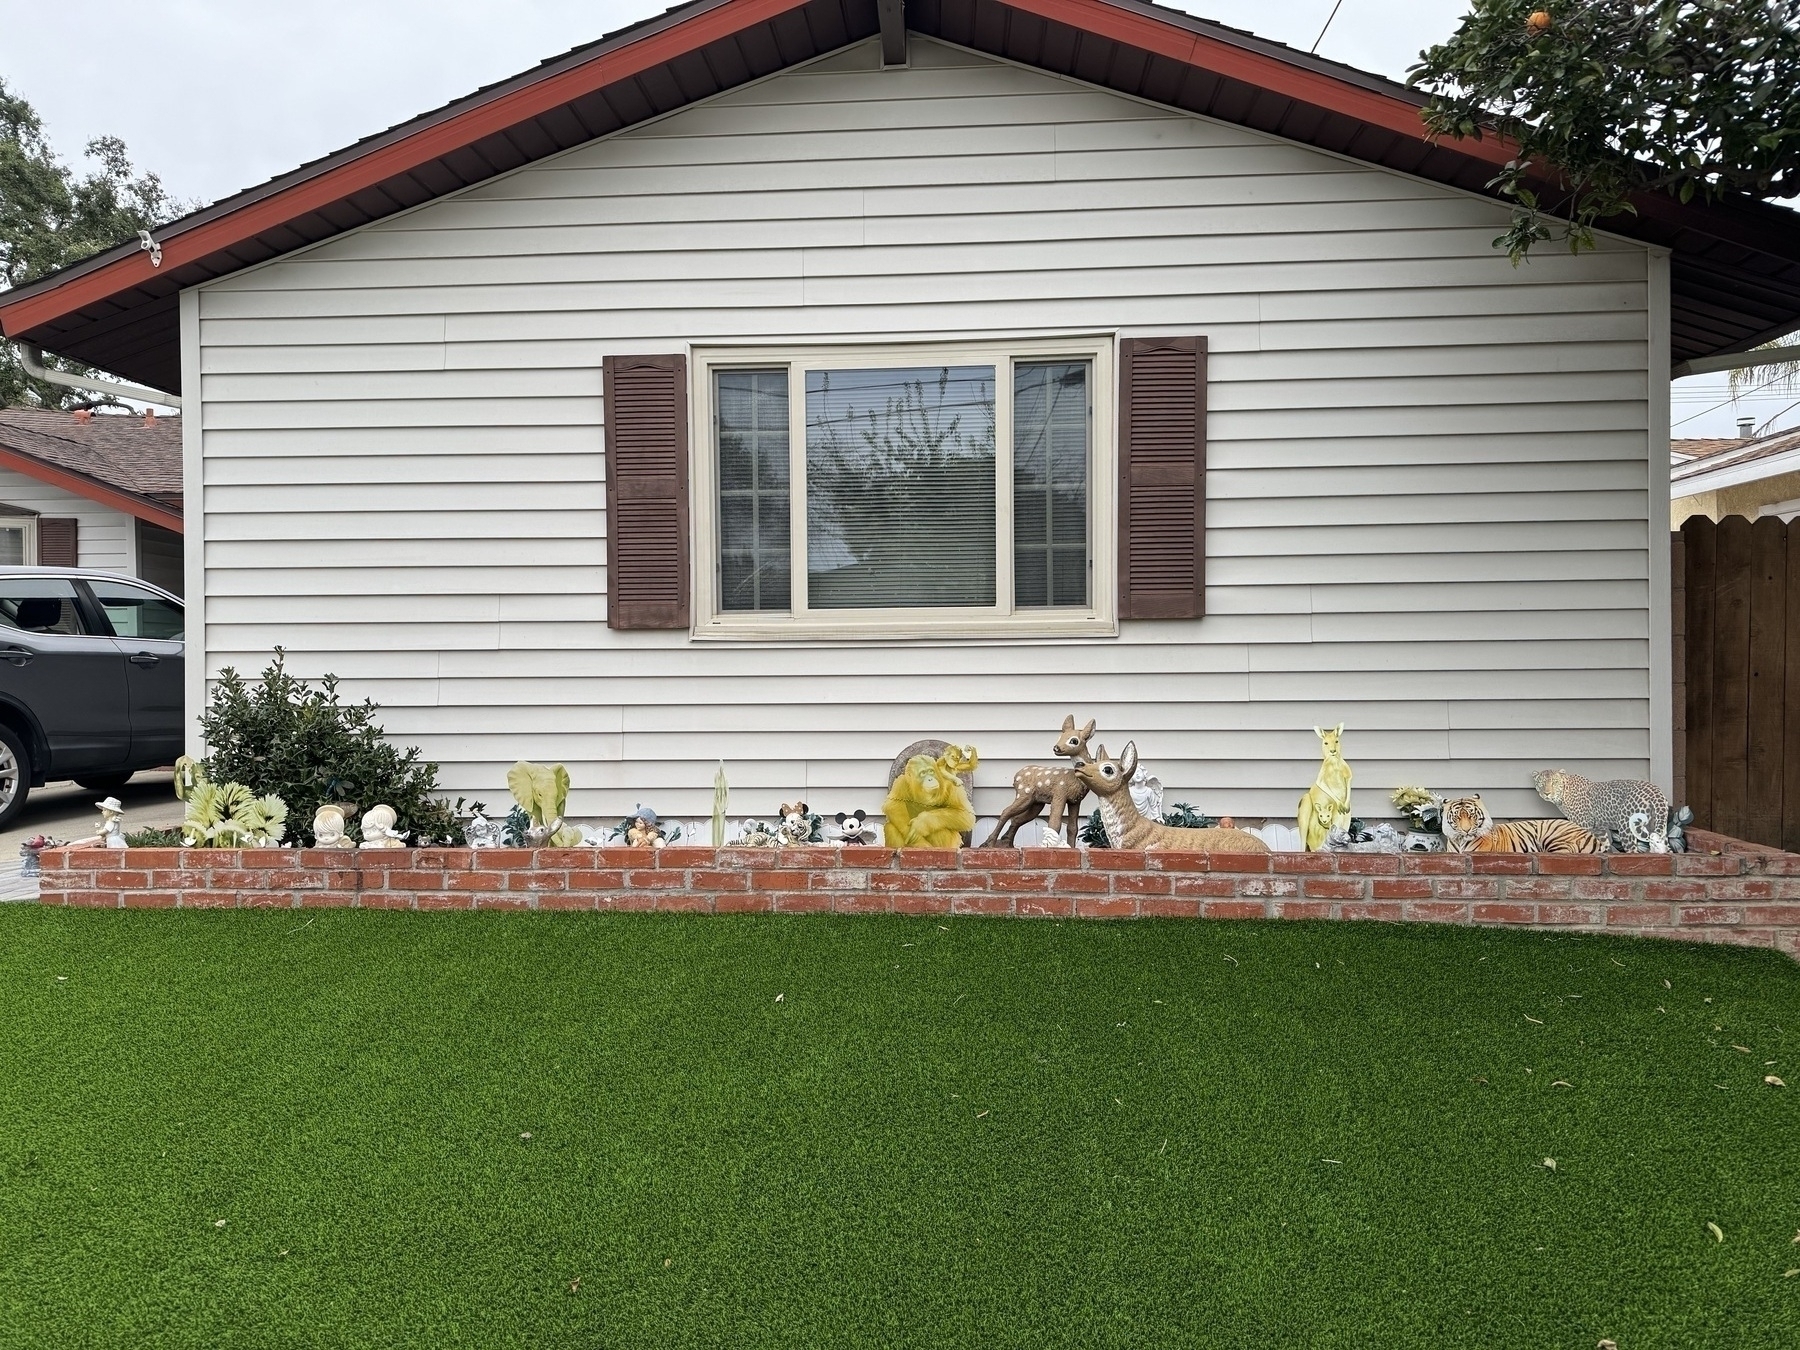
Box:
[87,579,184,641]
[0,577,88,635]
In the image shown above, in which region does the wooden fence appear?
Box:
[1678,515,1800,852]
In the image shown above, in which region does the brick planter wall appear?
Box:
[35,835,1800,958]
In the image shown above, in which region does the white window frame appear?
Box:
[691,336,1117,641]
[0,513,38,567]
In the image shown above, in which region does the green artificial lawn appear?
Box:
[1,909,1797,1349]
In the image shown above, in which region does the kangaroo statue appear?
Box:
[1296,723,1353,852]
[1076,742,1269,852]
[982,714,1097,847]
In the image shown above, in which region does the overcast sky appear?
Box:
[1,0,1787,437]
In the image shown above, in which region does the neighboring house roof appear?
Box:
[0,408,184,533]
[4,0,1799,390]
[1672,425,1800,498]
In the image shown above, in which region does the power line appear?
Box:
[1310,0,1346,54]
[1671,367,1796,429]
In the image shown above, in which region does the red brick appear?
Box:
[781,847,840,868]
[1761,856,1800,876]
[1708,879,1776,901]
[1273,853,1335,874]
[599,893,658,912]
[1076,896,1138,919]
[929,870,988,891]
[655,892,712,913]
[1402,854,1472,875]
[1694,927,1776,949]
[1236,877,1299,898]
[415,848,475,869]
[296,890,353,909]
[1606,855,1675,876]
[870,872,926,893]
[414,894,472,911]
[384,870,445,891]
[64,890,119,908]
[715,892,773,914]
[654,846,716,868]
[1208,854,1272,874]
[120,848,182,868]
[537,893,600,911]
[509,871,568,892]
[475,894,535,910]
[178,891,240,910]
[1140,897,1201,918]
[238,850,290,868]
[622,870,683,890]
[1046,870,1109,894]
[1017,896,1074,919]
[1275,901,1335,920]
[1302,877,1365,900]
[833,893,892,915]
[1431,878,1501,900]
[1171,876,1241,898]
[96,870,150,889]
[1472,903,1536,925]
[356,891,413,910]
[987,870,1056,893]
[1021,847,1076,869]
[1605,904,1674,927]
[239,893,291,909]
[892,893,951,915]
[893,849,961,869]
[1111,872,1171,896]
[1203,900,1268,920]
[1777,930,1800,957]
[952,895,1014,916]
[1674,854,1743,876]
[961,848,1022,868]
[1471,855,1534,874]
[1571,879,1633,901]
[441,870,508,892]
[1534,904,1604,926]
[1342,901,1403,922]
[1372,878,1433,900]
[1088,849,1153,871]
[1146,852,1212,872]
[120,891,178,908]
[1404,902,1469,924]
[1502,878,1572,901]
[566,870,627,891]
[1536,854,1604,875]
[1642,880,1708,902]
[687,869,749,892]
[472,849,535,868]
[840,846,895,866]
[149,869,219,890]
[1742,904,1800,926]
[1335,854,1402,875]
[1678,905,1742,926]
[749,870,814,892]
[596,847,658,867]
[774,892,832,913]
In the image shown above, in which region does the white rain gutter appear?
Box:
[14,341,180,410]
[1671,346,1800,381]
[1673,440,1800,498]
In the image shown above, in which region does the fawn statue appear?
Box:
[982,714,1098,846]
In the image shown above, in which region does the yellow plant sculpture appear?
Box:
[1296,724,1353,852]
[883,745,979,849]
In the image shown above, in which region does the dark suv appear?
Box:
[0,568,184,827]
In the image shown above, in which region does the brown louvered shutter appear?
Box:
[603,354,690,630]
[38,518,79,568]
[1117,337,1206,620]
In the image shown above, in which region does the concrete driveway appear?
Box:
[3,771,184,899]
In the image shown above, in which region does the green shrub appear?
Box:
[199,649,454,846]
[124,827,185,848]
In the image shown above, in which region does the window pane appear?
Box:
[716,369,791,611]
[0,525,24,566]
[805,365,996,609]
[0,578,86,635]
[1013,361,1090,607]
[87,580,184,640]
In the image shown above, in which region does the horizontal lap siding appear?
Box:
[0,468,136,574]
[195,38,1654,821]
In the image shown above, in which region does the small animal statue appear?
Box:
[834,809,874,845]
[1440,795,1606,854]
[1076,742,1269,853]
[884,747,979,849]
[313,804,356,849]
[983,715,1097,846]
[358,804,408,849]
[777,801,820,846]
[1533,769,1670,853]
[463,812,501,850]
[1296,724,1353,852]
[734,818,782,848]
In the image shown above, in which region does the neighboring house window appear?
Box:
[690,338,1116,639]
[0,514,35,567]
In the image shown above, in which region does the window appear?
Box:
[0,577,86,635]
[0,514,36,567]
[693,339,1115,638]
[88,579,184,641]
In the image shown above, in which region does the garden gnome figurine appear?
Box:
[358,804,408,848]
[312,804,355,849]
[96,797,127,849]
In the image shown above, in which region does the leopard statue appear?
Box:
[1533,769,1670,853]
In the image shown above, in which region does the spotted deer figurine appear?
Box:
[982,715,1097,846]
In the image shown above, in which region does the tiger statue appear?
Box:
[1440,795,1607,854]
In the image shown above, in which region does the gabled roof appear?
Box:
[1672,424,1800,495]
[0,409,184,532]
[4,0,1799,390]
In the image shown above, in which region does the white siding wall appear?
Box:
[0,467,137,573]
[191,38,1660,821]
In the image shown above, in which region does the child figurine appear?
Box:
[96,796,127,849]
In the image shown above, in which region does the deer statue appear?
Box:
[1296,723,1353,852]
[982,714,1098,846]
[1076,742,1269,853]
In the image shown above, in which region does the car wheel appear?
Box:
[0,724,30,829]
[74,772,134,793]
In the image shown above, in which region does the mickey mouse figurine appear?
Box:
[833,809,874,845]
